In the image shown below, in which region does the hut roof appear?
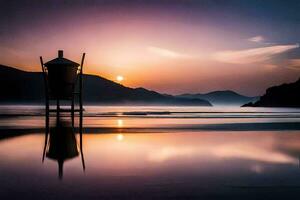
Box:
[44,50,80,67]
[44,57,80,67]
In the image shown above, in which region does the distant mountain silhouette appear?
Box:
[0,65,211,106]
[242,78,300,107]
[177,90,258,106]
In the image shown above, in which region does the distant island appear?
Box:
[4,64,299,108]
[177,91,258,106]
[0,65,212,106]
[243,78,300,107]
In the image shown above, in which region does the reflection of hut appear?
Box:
[46,120,79,179]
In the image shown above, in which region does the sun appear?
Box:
[116,75,124,82]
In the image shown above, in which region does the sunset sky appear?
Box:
[1,0,300,96]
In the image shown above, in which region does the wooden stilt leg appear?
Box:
[79,52,86,171]
[79,100,83,152]
[80,112,85,170]
[42,97,50,162]
[79,53,84,150]
[56,99,60,122]
[71,96,74,127]
[40,56,50,162]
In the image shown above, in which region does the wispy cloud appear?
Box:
[263,64,278,71]
[213,44,299,64]
[285,59,300,70]
[248,35,264,43]
[147,46,191,58]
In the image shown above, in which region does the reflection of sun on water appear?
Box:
[117,119,123,127]
[116,134,124,141]
[116,120,124,141]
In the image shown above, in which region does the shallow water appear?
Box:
[0,105,300,199]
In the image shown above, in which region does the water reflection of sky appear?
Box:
[1,131,300,199]
[1,105,300,199]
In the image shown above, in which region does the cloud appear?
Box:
[213,44,299,64]
[261,58,300,71]
[248,35,264,43]
[285,59,300,70]
[147,46,191,58]
[263,64,278,71]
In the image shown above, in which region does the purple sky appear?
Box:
[1,0,300,96]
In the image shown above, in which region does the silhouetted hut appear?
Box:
[44,50,80,99]
[40,50,85,127]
